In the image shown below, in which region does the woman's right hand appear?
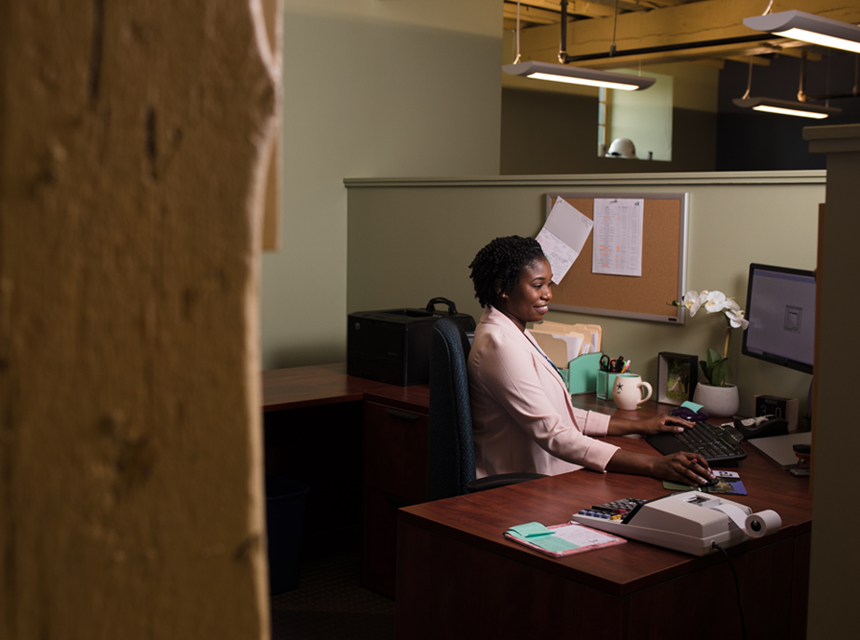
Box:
[650,452,714,485]
[607,449,714,485]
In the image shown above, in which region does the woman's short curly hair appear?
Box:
[469,236,546,308]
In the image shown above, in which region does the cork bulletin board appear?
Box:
[545,193,689,324]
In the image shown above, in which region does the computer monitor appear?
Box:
[742,263,816,374]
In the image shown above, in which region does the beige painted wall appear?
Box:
[1,1,277,637]
[259,0,502,370]
[346,172,824,418]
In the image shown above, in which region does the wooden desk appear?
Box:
[262,363,431,596]
[263,362,430,413]
[263,365,812,631]
[395,401,812,640]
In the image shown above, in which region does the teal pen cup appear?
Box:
[596,370,621,400]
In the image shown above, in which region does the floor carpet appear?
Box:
[270,554,396,640]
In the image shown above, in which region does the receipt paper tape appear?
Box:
[712,503,782,539]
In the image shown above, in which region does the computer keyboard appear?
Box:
[646,421,747,466]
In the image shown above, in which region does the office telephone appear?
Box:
[572,492,781,556]
[732,414,789,439]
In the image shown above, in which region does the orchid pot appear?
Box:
[669,290,749,416]
[692,382,740,418]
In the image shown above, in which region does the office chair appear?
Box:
[426,318,546,502]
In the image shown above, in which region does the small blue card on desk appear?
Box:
[663,478,748,496]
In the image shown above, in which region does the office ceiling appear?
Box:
[502,0,860,69]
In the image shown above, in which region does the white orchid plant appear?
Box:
[670,290,750,387]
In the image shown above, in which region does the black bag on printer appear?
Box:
[347,297,476,386]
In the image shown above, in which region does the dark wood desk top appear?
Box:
[399,396,813,598]
[262,363,431,414]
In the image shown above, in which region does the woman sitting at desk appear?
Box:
[467,236,714,485]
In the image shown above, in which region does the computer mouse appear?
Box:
[703,475,720,487]
[669,406,710,422]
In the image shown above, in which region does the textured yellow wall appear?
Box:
[259,0,502,369]
[1,1,279,638]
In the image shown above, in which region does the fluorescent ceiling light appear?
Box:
[733,97,841,119]
[504,61,655,91]
[744,10,860,54]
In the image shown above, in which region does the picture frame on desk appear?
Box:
[657,352,698,405]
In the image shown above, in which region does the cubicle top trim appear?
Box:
[344,171,826,189]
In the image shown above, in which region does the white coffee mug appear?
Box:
[613,373,652,411]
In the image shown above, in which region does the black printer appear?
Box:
[347,297,476,386]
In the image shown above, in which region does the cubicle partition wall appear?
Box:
[346,171,824,418]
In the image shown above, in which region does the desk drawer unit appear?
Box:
[362,400,428,597]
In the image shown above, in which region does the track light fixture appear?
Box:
[503,60,655,91]
[732,53,842,119]
[743,10,860,54]
[503,0,654,91]
[732,96,840,119]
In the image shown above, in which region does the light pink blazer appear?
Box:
[468,306,619,477]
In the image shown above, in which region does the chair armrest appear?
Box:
[466,472,547,493]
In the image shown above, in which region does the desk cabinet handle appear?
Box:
[386,408,420,422]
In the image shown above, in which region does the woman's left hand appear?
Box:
[633,414,694,436]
